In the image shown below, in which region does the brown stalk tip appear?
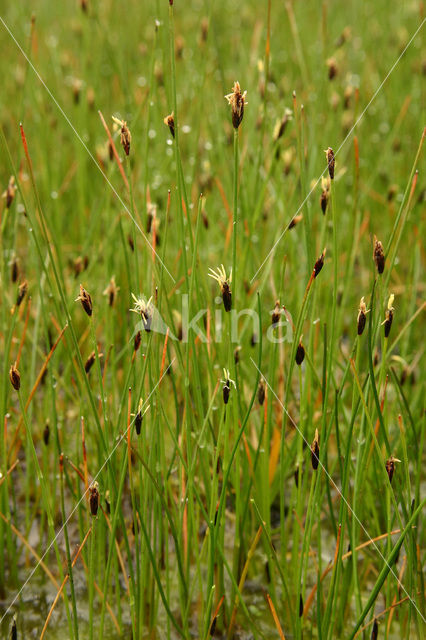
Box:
[320,176,330,214]
[75,284,93,316]
[289,213,303,229]
[313,249,326,278]
[271,300,281,326]
[112,116,131,156]
[10,256,19,283]
[103,276,120,307]
[295,341,305,365]
[371,619,378,640]
[134,330,142,352]
[258,378,266,405]
[385,455,400,484]
[16,280,28,307]
[10,616,17,640]
[208,265,232,312]
[311,428,320,470]
[373,235,385,274]
[221,368,235,405]
[294,466,299,487]
[89,482,100,516]
[324,147,335,179]
[357,296,369,336]
[163,112,175,138]
[326,57,338,80]
[234,346,241,364]
[209,616,217,636]
[225,81,247,129]
[2,175,17,209]
[43,422,50,446]
[299,593,304,617]
[9,363,21,391]
[382,294,394,338]
[84,351,96,373]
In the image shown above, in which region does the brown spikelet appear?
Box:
[16,280,28,307]
[225,81,247,129]
[208,265,232,312]
[10,256,19,283]
[299,593,303,617]
[326,57,338,80]
[10,615,17,640]
[313,249,326,278]
[112,116,131,155]
[134,330,142,353]
[89,482,100,516]
[163,112,175,138]
[84,351,96,373]
[75,284,93,316]
[294,466,299,487]
[258,379,266,405]
[289,213,303,229]
[311,429,320,470]
[209,616,217,636]
[371,619,378,640]
[103,276,120,307]
[271,300,281,326]
[357,297,369,335]
[382,294,395,338]
[43,422,50,446]
[385,455,400,484]
[2,176,17,209]
[9,363,21,391]
[325,147,335,179]
[295,341,305,365]
[373,236,385,274]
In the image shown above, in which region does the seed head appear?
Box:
[9,615,17,640]
[208,265,232,312]
[273,108,292,141]
[9,363,21,391]
[225,81,248,129]
[324,147,335,179]
[103,276,120,307]
[382,294,394,338]
[2,176,17,209]
[326,57,338,80]
[10,255,19,283]
[357,296,369,335]
[130,294,154,332]
[371,619,378,640]
[16,280,28,308]
[221,368,236,405]
[373,236,385,274]
[84,351,96,373]
[295,341,305,365]
[313,249,326,278]
[134,330,142,352]
[132,399,149,435]
[75,284,93,316]
[89,482,100,516]
[271,300,282,326]
[320,176,330,214]
[385,455,400,484]
[43,422,50,446]
[163,112,175,138]
[112,116,131,156]
[311,428,320,470]
[289,213,303,229]
[258,378,266,405]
